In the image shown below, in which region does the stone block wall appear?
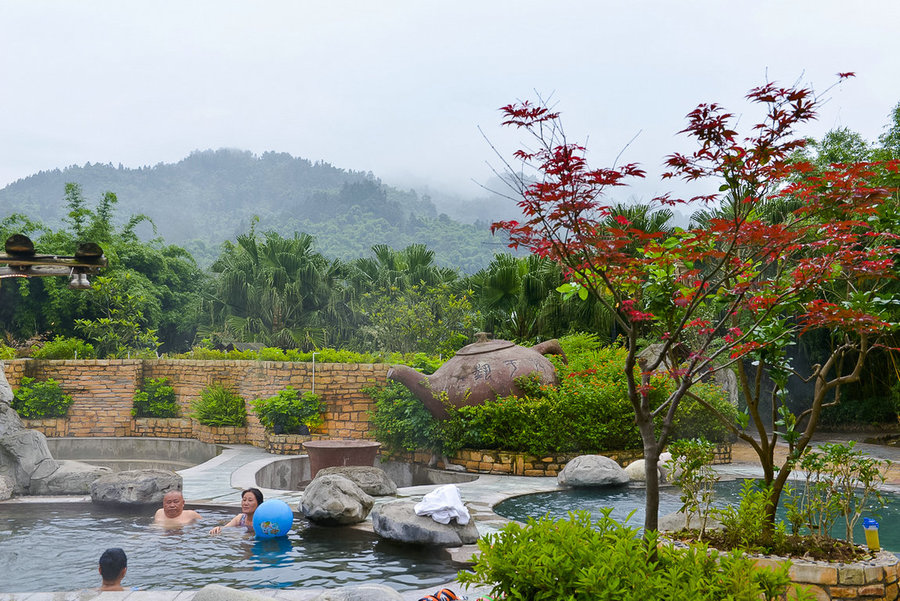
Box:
[754,551,899,601]
[447,448,645,477]
[131,417,194,438]
[3,358,388,449]
[21,417,68,437]
[20,359,142,437]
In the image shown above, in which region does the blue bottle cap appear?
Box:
[863,518,879,528]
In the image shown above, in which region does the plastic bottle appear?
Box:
[863,518,880,552]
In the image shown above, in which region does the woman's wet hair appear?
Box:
[99,547,127,581]
[242,487,263,505]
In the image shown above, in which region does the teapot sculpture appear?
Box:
[387,334,567,419]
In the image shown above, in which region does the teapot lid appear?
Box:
[455,339,515,356]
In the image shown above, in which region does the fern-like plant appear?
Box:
[132,377,179,418]
[191,383,246,427]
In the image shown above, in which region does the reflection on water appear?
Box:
[0,504,458,592]
[494,479,899,554]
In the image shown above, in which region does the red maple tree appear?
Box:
[493,77,899,536]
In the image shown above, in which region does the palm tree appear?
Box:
[468,253,615,342]
[204,231,351,349]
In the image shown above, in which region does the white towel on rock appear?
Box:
[414,484,470,525]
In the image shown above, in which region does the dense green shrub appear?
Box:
[819,382,900,425]
[171,346,444,373]
[367,381,443,456]
[668,380,739,443]
[369,338,736,456]
[12,376,74,418]
[252,387,324,433]
[0,343,17,360]
[31,336,96,360]
[132,377,179,418]
[458,510,806,601]
[191,383,246,427]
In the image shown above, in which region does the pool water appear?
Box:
[494,479,900,554]
[0,503,459,592]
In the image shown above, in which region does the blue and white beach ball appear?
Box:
[252,499,294,538]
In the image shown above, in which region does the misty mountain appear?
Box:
[0,149,517,272]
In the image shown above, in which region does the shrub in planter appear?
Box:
[251,387,324,434]
[191,383,246,427]
[132,377,179,418]
[31,336,96,360]
[12,376,74,418]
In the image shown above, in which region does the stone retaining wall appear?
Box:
[449,448,645,477]
[5,358,388,448]
[754,551,899,601]
[4,358,732,475]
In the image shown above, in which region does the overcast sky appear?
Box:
[2,1,899,204]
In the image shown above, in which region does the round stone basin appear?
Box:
[302,439,381,478]
[46,437,221,472]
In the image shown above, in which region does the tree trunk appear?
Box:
[641,434,660,533]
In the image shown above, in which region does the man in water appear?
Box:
[98,548,127,591]
[154,490,202,527]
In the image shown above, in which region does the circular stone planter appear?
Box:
[302,439,381,478]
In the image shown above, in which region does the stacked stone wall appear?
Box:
[3,358,388,449]
[754,552,899,601]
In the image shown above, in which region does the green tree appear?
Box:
[0,184,204,353]
[203,229,352,349]
[359,282,478,356]
[75,274,161,358]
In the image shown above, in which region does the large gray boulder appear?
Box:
[90,469,182,506]
[0,363,13,407]
[0,473,14,500]
[0,426,61,493]
[624,455,670,483]
[300,474,374,525]
[316,466,397,496]
[557,455,629,487]
[0,362,69,494]
[371,500,479,547]
[658,510,723,533]
[31,460,111,495]
[193,584,273,601]
[311,584,404,601]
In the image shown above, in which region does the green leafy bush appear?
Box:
[191,383,246,427]
[172,345,444,373]
[0,343,17,360]
[784,442,890,544]
[369,338,735,456]
[132,377,179,418]
[12,376,74,418]
[458,510,806,601]
[668,380,739,443]
[367,381,443,456]
[251,387,324,433]
[819,383,900,425]
[31,336,96,360]
[665,438,719,535]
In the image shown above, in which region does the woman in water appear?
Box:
[209,488,263,535]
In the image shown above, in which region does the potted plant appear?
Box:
[252,386,325,435]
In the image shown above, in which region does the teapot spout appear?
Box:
[532,339,568,364]
[386,365,448,419]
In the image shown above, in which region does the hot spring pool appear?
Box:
[0,503,460,592]
[494,479,900,555]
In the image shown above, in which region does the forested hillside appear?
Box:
[0,149,509,271]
